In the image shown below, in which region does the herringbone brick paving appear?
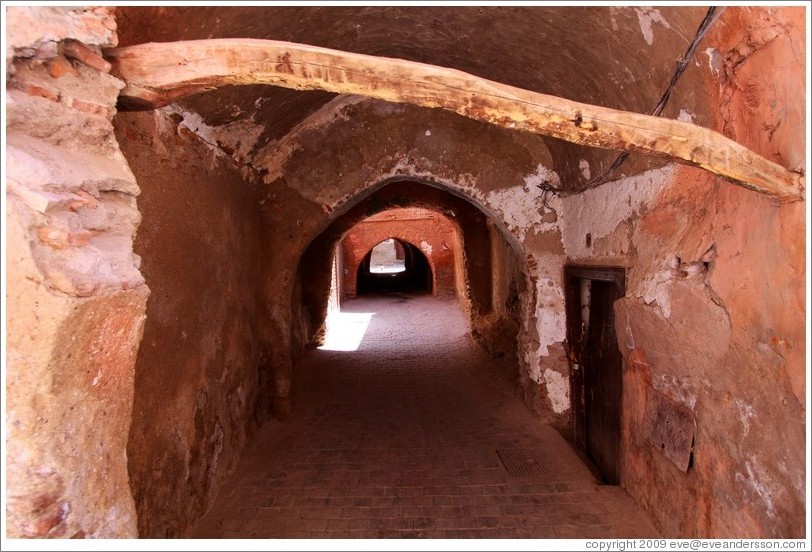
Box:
[192,294,658,539]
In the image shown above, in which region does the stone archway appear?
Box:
[289,178,550,426]
[255,100,573,436]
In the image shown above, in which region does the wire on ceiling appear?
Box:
[538,6,726,203]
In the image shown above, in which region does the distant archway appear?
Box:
[356,238,433,295]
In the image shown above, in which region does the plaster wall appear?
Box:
[559,8,806,536]
[114,110,268,537]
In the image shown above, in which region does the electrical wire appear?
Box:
[539,6,726,198]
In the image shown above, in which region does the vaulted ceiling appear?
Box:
[115,6,715,189]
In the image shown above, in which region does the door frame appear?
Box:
[564,265,626,481]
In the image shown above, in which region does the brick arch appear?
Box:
[296,179,498,344]
[354,237,434,296]
[340,208,460,299]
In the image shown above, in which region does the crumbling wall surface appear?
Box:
[470,220,526,388]
[5,6,147,538]
[340,208,458,298]
[715,6,807,176]
[562,6,806,537]
[616,170,805,539]
[113,110,267,537]
[4,6,117,65]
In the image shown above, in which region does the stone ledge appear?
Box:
[7,133,138,198]
[5,6,117,64]
[10,59,124,115]
[6,90,121,156]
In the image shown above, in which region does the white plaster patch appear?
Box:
[637,267,675,318]
[420,240,432,255]
[654,374,697,409]
[166,108,216,147]
[523,163,561,192]
[164,104,274,168]
[736,456,779,519]
[637,255,719,321]
[609,7,620,32]
[161,107,230,172]
[525,273,567,382]
[735,399,755,435]
[579,159,591,180]
[543,369,570,414]
[211,119,266,163]
[425,130,431,136]
[635,7,671,46]
[561,165,674,259]
[484,164,561,242]
[526,348,542,383]
[677,109,695,123]
[703,47,722,75]
[535,307,566,358]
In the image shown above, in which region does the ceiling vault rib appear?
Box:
[106,38,804,203]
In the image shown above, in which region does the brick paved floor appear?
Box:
[192,294,658,539]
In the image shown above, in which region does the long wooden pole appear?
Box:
[106,38,804,202]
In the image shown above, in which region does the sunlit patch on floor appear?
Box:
[320,310,375,351]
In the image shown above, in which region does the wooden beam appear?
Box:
[106,39,804,203]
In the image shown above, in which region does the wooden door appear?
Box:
[564,266,625,484]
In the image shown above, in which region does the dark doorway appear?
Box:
[356,239,433,295]
[564,266,625,484]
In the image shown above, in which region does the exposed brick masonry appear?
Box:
[340,208,459,298]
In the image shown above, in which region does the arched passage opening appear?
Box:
[370,239,406,273]
[337,207,460,301]
[355,238,433,296]
[293,178,528,372]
